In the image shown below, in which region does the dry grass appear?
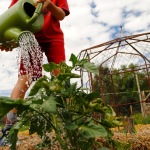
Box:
[0,124,150,150]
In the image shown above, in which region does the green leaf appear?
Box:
[69,53,78,67]
[83,62,98,75]
[103,105,116,117]
[112,120,123,126]
[28,98,43,105]
[65,82,77,97]
[23,100,32,106]
[29,115,52,136]
[57,73,80,80]
[29,104,41,110]
[79,123,107,139]
[76,59,88,66]
[41,95,57,113]
[75,118,84,126]
[9,119,25,150]
[86,92,100,101]
[64,122,78,130]
[9,128,18,150]
[101,119,116,128]
[0,97,23,117]
[29,77,48,96]
[43,62,59,72]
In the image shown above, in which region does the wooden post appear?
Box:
[130,105,133,116]
[135,74,144,117]
[123,117,135,133]
[141,91,146,117]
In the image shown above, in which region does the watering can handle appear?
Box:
[27,2,43,24]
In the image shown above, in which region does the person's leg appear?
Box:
[4,75,32,130]
[43,41,65,76]
[10,75,32,99]
[0,75,32,146]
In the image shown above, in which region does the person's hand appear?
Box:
[35,0,65,20]
[35,0,51,13]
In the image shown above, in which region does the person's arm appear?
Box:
[36,0,65,20]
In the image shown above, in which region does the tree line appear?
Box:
[93,63,150,116]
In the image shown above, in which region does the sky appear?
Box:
[0,0,150,96]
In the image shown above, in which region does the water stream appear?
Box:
[18,31,43,81]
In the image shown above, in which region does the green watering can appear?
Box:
[0,0,44,50]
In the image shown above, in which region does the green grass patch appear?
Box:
[132,113,150,124]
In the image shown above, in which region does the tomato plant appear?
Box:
[0,54,122,150]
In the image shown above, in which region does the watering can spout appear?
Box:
[0,0,44,50]
[4,28,22,42]
[3,28,33,49]
[2,28,22,49]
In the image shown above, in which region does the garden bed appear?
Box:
[0,124,150,150]
[112,124,150,150]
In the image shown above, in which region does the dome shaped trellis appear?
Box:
[77,31,150,116]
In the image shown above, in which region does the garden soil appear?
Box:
[0,124,150,150]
